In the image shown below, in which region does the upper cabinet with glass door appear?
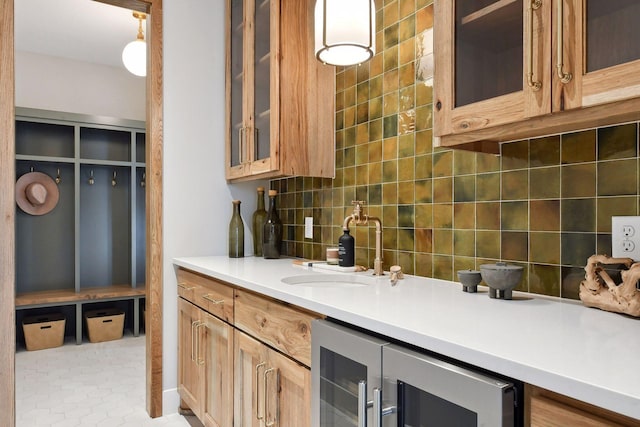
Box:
[225,0,335,181]
[434,0,640,151]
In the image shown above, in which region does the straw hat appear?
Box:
[15,171,60,215]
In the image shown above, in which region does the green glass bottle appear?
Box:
[252,187,267,257]
[263,190,283,259]
[228,200,244,258]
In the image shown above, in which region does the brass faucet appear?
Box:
[343,201,384,275]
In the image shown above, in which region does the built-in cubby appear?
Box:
[14,108,146,346]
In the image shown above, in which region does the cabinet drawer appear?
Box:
[176,269,234,323]
[234,289,319,366]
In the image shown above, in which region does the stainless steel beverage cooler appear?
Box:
[312,319,521,427]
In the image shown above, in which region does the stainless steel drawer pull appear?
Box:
[358,380,374,427]
[373,387,396,427]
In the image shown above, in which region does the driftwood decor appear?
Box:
[580,254,640,317]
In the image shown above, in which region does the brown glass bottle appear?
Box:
[228,200,244,258]
[262,190,282,259]
[252,187,267,257]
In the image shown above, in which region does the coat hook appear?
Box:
[141,171,146,188]
[88,169,95,185]
[55,168,62,185]
[112,170,117,187]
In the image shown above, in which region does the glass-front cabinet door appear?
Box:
[226,0,279,180]
[434,0,551,138]
[561,0,640,110]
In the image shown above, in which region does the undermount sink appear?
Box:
[281,274,376,288]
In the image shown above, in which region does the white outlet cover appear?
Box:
[304,217,313,239]
[612,216,640,260]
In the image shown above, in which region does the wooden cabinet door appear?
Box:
[265,346,311,427]
[234,331,269,427]
[177,298,202,417]
[200,312,234,427]
[434,0,551,137]
[558,0,640,111]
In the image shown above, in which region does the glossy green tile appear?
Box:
[530,135,560,167]
[415,104,433,131]
[598,159,637,196]
[399,38,415,65]
[476,173,501,201]
[383,205,398,227]
[529,232,560,264]
[561,129,596,164]
[356,165,369,186]
[357,82,370,105]
[382,160,398,182]
[383,70,399,95]
[369,161,382,184]
[415,154,432,179]
[454,175,475,202]
[398,205,415,227]
[433,229,452,255]
[454,230,475,257]
[477,202,500,230]
[369,120,382,143]
[432,254,453,281]
[344,126,356,148]
[398,180,415,204]
[416,81,433,107]
[454,257,476,274]
[530,200,560,231]
[501,140,528,170]
[454,202,475,229]
[433,150,453,177]
[398,111,415,135]
[561,198,595,232]
[561,266,583,300]
[384,45,399,72]
[561,233,596,266]
[399,85,416,111]
[398,157,415,182]
[415,203,432,228]
[476,152,500,173]
[416,53,434,82]
[598,123,637,160]
[501,170,528,200]
[356,61,370,83]
[501,201,528,231]
[384,23,400,50]
[501,231,528,262]
[399,0,415,18]
[414,253,433,277]
[399,62,415,88]
[597,197,637,232]
[397,228,415,251]
[562,163,596,198]
[357,103,369,125]
[344,85,356,107]
[356,144,369,165]
[383,137,398,160]
[415,228,433,253]
[596,233,612,259]
[433,203,452,228]
[382,182,397,205]
[356,123,369,145]
[453,150,476,175]
[384,1,399,28]
[529,264,561,297]
[416,4,434,33]
[433,177,453,203]
[383,114,398,138]
[530,167,560,199]
[344,146,356,167]
[343,166,356,187]
[398,251,415,274]
[476,230,500,259]
[370,97,383,121]
[398,134,415,158]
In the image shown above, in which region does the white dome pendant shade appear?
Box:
[122,11,147,77]
[315,0,376,66]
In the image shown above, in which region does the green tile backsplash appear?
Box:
[269,0,640,300]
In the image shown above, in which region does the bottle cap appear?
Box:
[257,186,264,192]
[268,190,278,196]
[232,200,241,204]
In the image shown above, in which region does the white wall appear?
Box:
[15,51,145,121]
[162,0,267,414]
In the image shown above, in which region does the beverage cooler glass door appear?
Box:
[381,344,516,427]
[312,320,389,427]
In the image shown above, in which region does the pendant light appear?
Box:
[315,0,376,67]
[122,11,147,77]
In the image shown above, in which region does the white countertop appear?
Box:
[173,256,640,420]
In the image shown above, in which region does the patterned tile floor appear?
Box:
[16,335,199,427]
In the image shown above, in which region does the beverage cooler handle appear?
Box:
[358,380,373,427]
[373,387,396,427]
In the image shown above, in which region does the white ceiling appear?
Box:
[15,0,142,69]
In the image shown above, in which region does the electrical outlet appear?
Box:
[612,216,640,260]
[304,217,313,239]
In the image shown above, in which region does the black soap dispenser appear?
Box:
[338,228,355,267]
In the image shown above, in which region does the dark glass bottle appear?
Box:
[252,187,267,257]
[263,190,283,259]
[338,228,355,267]
[228,200,244,258]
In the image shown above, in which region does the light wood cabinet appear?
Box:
[434,0,640,151]
[234,330,310,427]
[225,0,335,181]
[177,267,320,426]
[526,385,639,427]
